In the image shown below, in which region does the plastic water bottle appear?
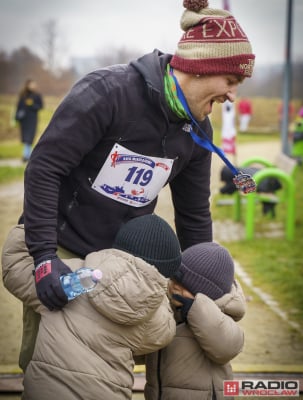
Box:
[60,267,103,301]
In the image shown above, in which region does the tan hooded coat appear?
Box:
[144,281,246,400]
[2,225,176,400]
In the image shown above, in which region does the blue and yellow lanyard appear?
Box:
[170,67,256,194]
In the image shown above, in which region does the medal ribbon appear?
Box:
[169,67,256,194]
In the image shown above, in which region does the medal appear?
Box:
[233,172,257,194]
[169,68,257,195]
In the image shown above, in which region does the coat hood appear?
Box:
[130,49,171,94]
[130,50,179,122]
[85,249,169,325]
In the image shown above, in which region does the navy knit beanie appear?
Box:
[173,242,234,300]
[113,214,181,278]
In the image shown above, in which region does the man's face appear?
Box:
[175,71,244,121]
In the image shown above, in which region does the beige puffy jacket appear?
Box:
[2,225,176,400]
[145,281,246,400]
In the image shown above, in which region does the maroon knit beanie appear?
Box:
[170,0,255,77]
[173,242,235,300]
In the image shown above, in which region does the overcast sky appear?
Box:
[0,0,302,68]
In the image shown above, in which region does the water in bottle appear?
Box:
[60,267,103,301]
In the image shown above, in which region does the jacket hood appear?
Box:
[86,249,169,325]
[130,49,171,93]
[130,50,178,122]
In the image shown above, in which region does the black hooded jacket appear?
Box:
[23,50,213,260]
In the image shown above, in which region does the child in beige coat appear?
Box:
[2,214,181,400]
[145,242,246,400]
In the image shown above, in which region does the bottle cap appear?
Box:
[92,269,103,282]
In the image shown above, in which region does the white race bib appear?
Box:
[92,143,174,207]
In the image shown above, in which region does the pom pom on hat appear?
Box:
[173,242,234,300]
[113,214,181,278]
[171,0,255,77]
[183,0,209,12]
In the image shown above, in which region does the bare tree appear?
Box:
[41,19,58,74]
[27,17,70,76]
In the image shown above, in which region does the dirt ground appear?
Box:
[0,141,303,388]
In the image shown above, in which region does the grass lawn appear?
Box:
[0,165,25,184]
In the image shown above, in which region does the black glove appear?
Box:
[34,256,72,311]
[172,294,194,323]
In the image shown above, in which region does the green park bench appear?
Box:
[233,153,297,240]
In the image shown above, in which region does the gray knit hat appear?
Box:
[113,214,181,278]
[173,242,234,299]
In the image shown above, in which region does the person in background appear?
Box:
[221,100,237,156]
[15,0,255,371]
[144,242,246,400]
[2,214,181,400]
[15,79,43,162]
[237,97,252,132]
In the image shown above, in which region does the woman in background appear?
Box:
[15,79,43,162]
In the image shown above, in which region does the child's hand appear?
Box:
[168,280,194,307]
[168,280,194,321]
[172,294,194,322]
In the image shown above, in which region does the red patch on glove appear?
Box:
[35,260,52,283]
